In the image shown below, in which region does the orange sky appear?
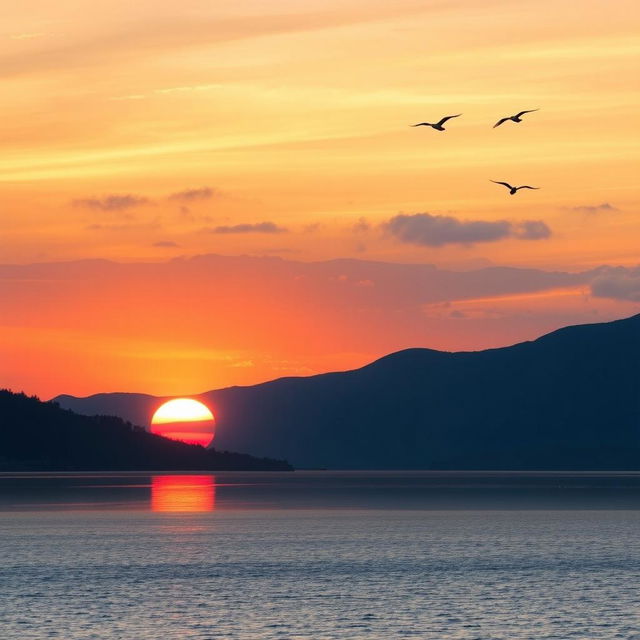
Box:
[0,0,639,398]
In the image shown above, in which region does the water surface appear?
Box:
[1,472,640,639]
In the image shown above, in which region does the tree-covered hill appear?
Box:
[0,390,292,471]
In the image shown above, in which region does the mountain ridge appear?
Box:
[55,314,640,469]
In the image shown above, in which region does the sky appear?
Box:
[1,0,639,398]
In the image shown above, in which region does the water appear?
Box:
[2,472,640,639]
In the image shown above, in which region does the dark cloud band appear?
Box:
[591,267,640,302]
[384,213,551,247]
[73,194,149,211]
[206,222,288,234]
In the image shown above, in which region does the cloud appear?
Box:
[205,222,288,234]
[0,6,438,79]
[168,187,216,202]
[254,247,300,255]
[446,257,495,271]
[384,213,511,247]
[86,221,161,232]
[73,194,149,212]
[9,32,46,40]
[154,84,223,95]
[352,217,371,233]
[590,267,640,302]
[514,220,552,240]
[384,213,552,247]
[231,360,255,368]
[1,254,603,392]
[152,241,179,248]
[569,203,619,215]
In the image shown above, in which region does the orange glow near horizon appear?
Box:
[151,475,216,512]
[0,0,638,398]
[150,398,215,447]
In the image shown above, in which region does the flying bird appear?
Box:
[493,109,539,128]
[491,180,539,195]
[411,114,462,131]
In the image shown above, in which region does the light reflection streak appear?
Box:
[151,475,216,512]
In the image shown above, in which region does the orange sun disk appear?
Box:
[150,398,215,447]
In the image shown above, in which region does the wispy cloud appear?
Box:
[231,360,255,368]
[73,194,149,212]
[352,217,371,233]
[152,241,179,248]
[254,247,300,255]
[9,32,46,40]
[567,203,619,215]
[0,6,439,79]
[154,84,223,95]
[383,212,551,247]
[205,222,288,234]
[86,220,161,232]
[168,187,216,202]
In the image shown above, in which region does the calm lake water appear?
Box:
[2,471,640,639]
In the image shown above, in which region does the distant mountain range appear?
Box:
[0,390,291,471]
[56,314,640,470]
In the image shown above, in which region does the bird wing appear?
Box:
[493,117,510,128]
[515,109,539,118]
[516,185,539,190]
[436,114,462,126]
[411,123,431,127]
[491,180,513,189]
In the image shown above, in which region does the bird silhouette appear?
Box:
[411,114,462,131]
[493,109,539,128]
[491,180,539,195]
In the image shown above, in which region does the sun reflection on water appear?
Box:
[151,475,216,512]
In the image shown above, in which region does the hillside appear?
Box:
[0,390,292,471]
[56,314,640,469]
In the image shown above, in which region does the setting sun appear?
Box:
[150,398,215,447]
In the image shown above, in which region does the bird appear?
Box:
[491,180,539,195]
[410,114,462,131]
[493,109,539,128]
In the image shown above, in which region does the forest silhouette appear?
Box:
[0,390,291,471]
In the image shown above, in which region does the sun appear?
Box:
[150,398,215,447]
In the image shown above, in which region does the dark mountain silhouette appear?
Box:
[56,314,640,470]
[0,390,291,471]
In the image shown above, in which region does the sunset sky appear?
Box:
[1,0,639,398]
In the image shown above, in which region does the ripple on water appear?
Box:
[1,507,640,638]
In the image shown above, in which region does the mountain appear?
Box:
[0,390,292,471]
[56,314,640,470]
